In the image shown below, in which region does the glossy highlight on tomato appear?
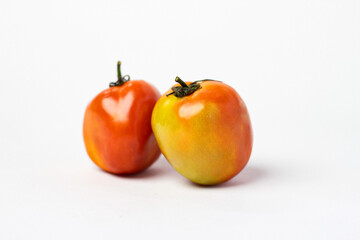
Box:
[151,77,253,185]
[83,62,161,174]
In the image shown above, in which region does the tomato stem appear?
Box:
[166,76,201,97]
[117,61,122,80]
[167,78,222,97]
[109,60,130,87]
[175,76,189,88]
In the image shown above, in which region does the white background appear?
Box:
[1,0,359,239]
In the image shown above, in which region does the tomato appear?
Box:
[83,61,161,174]
[151,77,253,185]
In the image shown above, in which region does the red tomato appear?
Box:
[83,61,161,174]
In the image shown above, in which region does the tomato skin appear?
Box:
[83,80,161,174]
[151,81,253,185]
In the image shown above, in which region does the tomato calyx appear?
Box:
[109,61,131,87]
[166,77,201,97]
[166,77,221,97]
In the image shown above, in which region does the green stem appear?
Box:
[109,60,130,87]
[167,76,201,97]
[117,61,122,81]
[175,76,189,88]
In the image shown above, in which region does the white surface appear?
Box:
[1,0,360,239]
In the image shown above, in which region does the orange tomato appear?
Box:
[83,62,161,174]
[151,77,253,185]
